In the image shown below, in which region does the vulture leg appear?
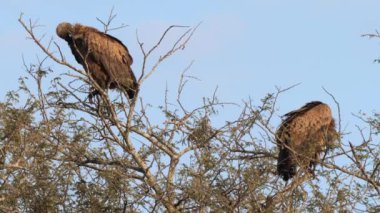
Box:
[88,89,99,104]
[308,160,317,179]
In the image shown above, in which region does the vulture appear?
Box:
[276,101,338,181]
[56,22,137,101]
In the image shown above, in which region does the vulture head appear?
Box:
[56,22,73,41]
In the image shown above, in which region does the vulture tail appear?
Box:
[277,148,296,181]
[127,81,138,99]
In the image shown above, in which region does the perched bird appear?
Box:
[276,101,338,181]
[56,22,137,101]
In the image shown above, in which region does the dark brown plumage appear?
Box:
[56,22,137,101]
[276,101,338,181]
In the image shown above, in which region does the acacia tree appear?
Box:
[0,13,380,212]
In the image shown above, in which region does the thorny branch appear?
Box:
[6,12,380,213]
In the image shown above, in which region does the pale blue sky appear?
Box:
[2,1,380,133]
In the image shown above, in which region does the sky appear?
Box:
[1,1,380,136]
